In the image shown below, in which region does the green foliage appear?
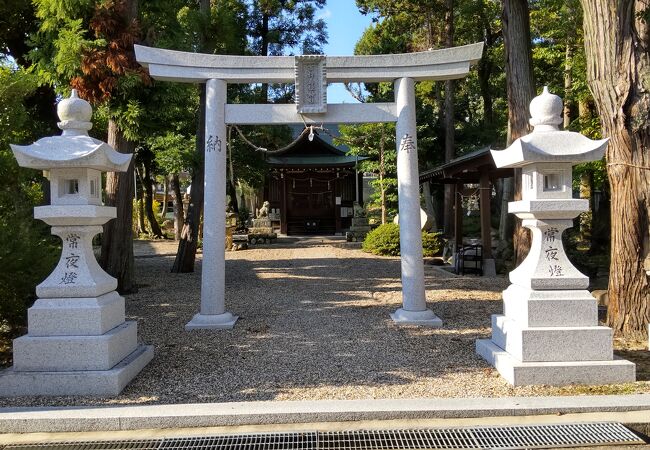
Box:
[362,223,443,257]
[0,214,59,329]
[229,124,293,188]
[0,0,36,65]
[362,223,402,256]
[132,199,164,236]
[151,132,196,175]
[0,65,58,331]
[338,123,398,220]
[422,230,445,257]
[29,0,95,86]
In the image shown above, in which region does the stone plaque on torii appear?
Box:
[135,43,484,330]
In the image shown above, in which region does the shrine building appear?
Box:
[263,129,367,235]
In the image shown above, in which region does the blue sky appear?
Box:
[319,1,374,103]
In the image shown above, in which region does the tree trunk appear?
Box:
[160,176,168,221]
[260,12,270,102]
[498,177,514,242]
[172,84,206,273]
[142,160,164,238]
[100,119,136,293]
[581,0,650,338]
[579,170,593,244]
[443,0,455,237]
[238,181,246,216]
[380,179,387,224]
[171,173,184,240]
[171,0,209,272]
[502,0,535,266]
[478,46,494,127]
[227,126,239,213]
[379,130,387,224]
[563,1,579,129]
[477,1,496,127]
[134,167,146,235]
[563,41,574,129]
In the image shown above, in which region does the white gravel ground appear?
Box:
[2,239,648,407]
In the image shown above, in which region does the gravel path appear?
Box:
[2,240,649,407]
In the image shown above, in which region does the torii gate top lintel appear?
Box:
[134,43,483,84]
[135,43,483,125]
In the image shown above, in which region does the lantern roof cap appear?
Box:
[57,89,93,134]
[490,87,608,169]
[10,90,132,172]
[529,86,563,131]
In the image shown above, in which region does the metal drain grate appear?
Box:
[2,423,644,450]
[160,433,318,450]
[319,429,480,449]
[319,423,644,449]
[4,440,161,450]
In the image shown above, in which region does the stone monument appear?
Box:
[346,202,371,242]
[476,87,635,386]
[1,90,153,396]
[247,201,277,244]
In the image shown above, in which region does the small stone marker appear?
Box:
[1,90,153,396]
[476,87,635,386]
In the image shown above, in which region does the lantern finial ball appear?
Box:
[57,89,93,135]
[529,86,563,131]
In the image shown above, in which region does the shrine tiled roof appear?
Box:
[266,130,367,167]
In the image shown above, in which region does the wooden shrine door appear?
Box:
[286,174,336,234]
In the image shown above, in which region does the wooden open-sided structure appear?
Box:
[420,147,514,274]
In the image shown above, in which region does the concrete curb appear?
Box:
[1,395,650,433]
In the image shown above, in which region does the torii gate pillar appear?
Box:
[186,78,238,330]
[391,77,442,326]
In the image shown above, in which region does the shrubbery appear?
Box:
[132,198,164,236]
[0,66,59,334]
[421,230,444,256]
[362,223,443,257]
[0,214,58,330]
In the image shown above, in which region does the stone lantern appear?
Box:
[0,90,153,396]
[476,87,635,386]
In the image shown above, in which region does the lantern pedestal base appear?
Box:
[476,339,635,386]
[0,344,154,397]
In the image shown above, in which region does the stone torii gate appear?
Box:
[135,43,483,330]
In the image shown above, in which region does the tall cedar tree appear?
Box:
[248,0,326,102]
[443,0,455,235]
[502,0,535,265]
[581,0,650,338]
[71,0,150,293]
[171,0,210,273]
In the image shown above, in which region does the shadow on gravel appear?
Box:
[118,255,506,404]
[0,250,508,407]
[616,350,650,381]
